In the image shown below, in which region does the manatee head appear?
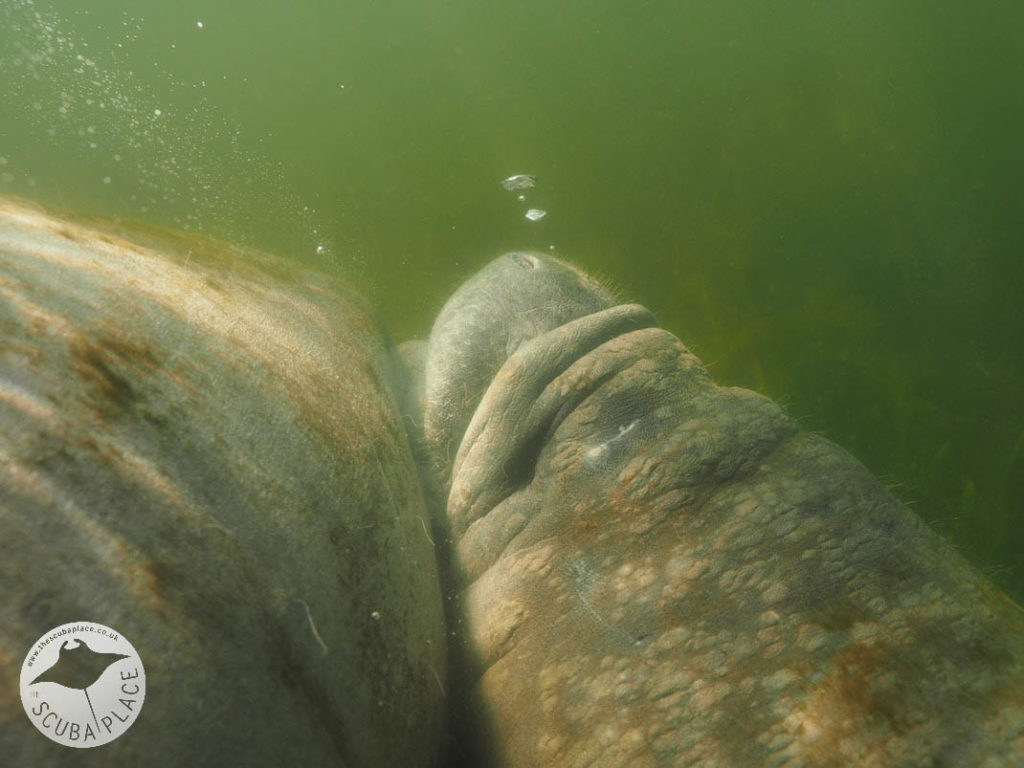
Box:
[423,252,617,481]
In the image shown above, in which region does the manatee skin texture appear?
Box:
[424,252,1024,767]
[0,199,446,767]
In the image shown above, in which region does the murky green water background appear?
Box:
[3,0,1022,599]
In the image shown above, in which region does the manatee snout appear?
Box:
[423,252,620,480]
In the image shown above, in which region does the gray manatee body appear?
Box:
[4,199,1024,767]
[422,252,1024,767]
[0,199,446,766]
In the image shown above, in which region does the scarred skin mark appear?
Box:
[68,335,145,412]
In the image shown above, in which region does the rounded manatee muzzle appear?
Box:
[424,251,622,484]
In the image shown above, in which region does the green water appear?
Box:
[3,0,1022,599]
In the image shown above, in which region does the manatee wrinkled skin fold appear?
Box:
[423,252,1024,766]
[0,199,446,767]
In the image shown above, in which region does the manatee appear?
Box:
[422,252,1024,767]
[0,199,446,767]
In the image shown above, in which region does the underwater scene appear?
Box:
[7,0,1018,597]
[3,1,1024,764]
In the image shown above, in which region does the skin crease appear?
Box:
[3,199,1024,767]
[422,252,1024,768]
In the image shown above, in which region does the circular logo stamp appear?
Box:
[20,621,146,748]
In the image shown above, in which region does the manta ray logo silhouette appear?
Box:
[20,622,146,748]
[30,638,131,728]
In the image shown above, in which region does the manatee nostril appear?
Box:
[507,252,540,270]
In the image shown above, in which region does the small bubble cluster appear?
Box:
[1,0,334,258]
